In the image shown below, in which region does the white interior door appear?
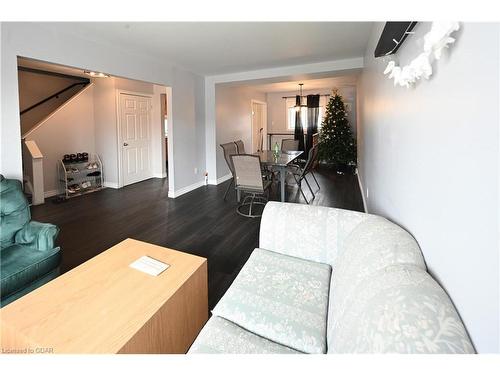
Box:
[251,102,266,153]
[120,93,152,186]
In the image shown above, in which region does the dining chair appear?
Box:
[234,140,245,154]
[281,139,299,152]
[258,128,264,152]
[220,142,239,200]
[231,154,271,218]
[312,132,320,169]
[312,132,319,147]
[287,145,320,204]
[309,144,321,190]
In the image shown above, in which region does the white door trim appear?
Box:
[165,87,175,197]
[116,90,154,188]
[250,99,267,152]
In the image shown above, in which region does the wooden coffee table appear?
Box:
[0,238,208,354]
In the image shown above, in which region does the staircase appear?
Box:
[19,67,91,204]
[19,67,90,137]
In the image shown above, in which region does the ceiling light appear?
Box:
[83,70,110,78]
[295,83,307,111]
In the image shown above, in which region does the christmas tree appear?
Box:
[318,89,357,172]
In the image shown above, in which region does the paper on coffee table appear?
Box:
[129,256,170,276]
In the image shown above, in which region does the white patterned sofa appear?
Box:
[189,202,474,354]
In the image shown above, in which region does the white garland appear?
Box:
[384,22,460,88]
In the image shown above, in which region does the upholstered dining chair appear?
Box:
[281,139,299,152]
[231,154,271,218]
[220,142,239,200]
[287,145,320,204]
[234,140,245,154]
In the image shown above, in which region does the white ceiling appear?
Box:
[41,22,374,76]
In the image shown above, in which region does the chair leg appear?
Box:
[237,193,265,218]
[293,175,309,204]
[310,171,320,190]
[304,176,315,201]
[223,178,233,201]
[249,195,254,216]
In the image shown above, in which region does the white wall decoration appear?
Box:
[383,22,460,88]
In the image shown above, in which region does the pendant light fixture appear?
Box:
[295,83,307,112]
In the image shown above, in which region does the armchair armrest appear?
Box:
[14,221,59,251]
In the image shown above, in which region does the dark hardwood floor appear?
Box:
[31,167,364,309]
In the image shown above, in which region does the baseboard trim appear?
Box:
[356,168,368,213]
[44,190,59,198]
[168,180,205,198]
[104,182,119,189]
[152,172,168,179]
[208,173,232,185]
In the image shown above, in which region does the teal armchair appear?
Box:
[0,175,61,306]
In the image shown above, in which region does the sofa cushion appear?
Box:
[212,248,331,354]
[189,316,300,354]
[0,244,61,298]
[330,265,475,353]
[327,217,426,350]
[259,202,368,266]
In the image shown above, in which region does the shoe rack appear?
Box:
[58,154,104,199]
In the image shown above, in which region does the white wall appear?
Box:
[25,84,95,195]
[1,22,205,196]
[215,84,266,179]
[152,84,167,179]
[92,77,118,187]
[168,67,206,193]
[358,22,499,353]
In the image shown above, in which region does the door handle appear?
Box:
[123,143,129,146]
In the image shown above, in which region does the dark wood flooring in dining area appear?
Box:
[31,167,364,309]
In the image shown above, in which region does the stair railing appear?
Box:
[20,82,88,116]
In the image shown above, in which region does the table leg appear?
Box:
[279,166,285,202]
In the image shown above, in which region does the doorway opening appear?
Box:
[251,100,267,153]
[17,56,171,205]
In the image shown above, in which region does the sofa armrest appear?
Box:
[259,202,371,266]
[14,221,59,251]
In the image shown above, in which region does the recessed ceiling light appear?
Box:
[83,70,110,78]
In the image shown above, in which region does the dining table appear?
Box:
[254,150,303,202]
